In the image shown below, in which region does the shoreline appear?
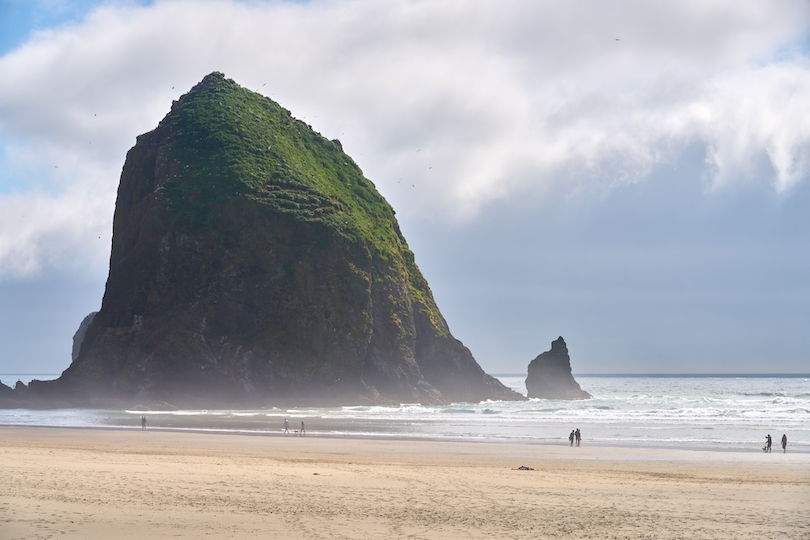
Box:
[4,374,807,461]
[2,422,807,456]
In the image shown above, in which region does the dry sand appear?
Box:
[1,427,808,539]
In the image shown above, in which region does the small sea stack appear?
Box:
[525,337,591,400]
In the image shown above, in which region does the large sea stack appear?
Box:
[525,337,591,400]
[32,72,521,407]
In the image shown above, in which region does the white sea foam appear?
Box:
[1,375,807,452]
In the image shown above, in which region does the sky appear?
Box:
[1,0,809,377]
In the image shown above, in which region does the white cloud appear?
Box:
[0,0,809,277]
[0,175,114,278]
[698,61,810,192]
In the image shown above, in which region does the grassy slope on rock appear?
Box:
[159,72,448,336]
[164,73,387,249]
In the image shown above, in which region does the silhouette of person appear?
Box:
[765,434,772,453]
[781,434,787,453]
[141,416,146,430]
[284,418,289,436]
[575,428,581,446]
[569,430,575,446]
[300,421,306,436]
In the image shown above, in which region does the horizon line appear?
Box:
[2,372,809,379]
[492,373,810,378]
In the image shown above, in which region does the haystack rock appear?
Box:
[525,337,591,400]
[36,72,523,407]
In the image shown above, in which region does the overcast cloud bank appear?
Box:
[1,0,809,278]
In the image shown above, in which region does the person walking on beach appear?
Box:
[781,433,787,453]
[765,434,772,453]
[569,430,575,446]
[575,428,581,446]
[141,416,146,430]
[284,418,289,436]
[300,421,306,437]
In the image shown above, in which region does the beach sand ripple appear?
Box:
[1,428,808,539]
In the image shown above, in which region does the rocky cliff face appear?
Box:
[71,312,97,362]
[525,337,591,400]
[48,72,522,407]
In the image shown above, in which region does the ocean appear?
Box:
[1,374,808,453]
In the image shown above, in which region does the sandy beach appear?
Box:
[1,427,808,539]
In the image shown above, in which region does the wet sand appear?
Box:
[1,426,808,539]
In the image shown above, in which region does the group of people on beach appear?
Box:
[568,429,581,446]
[763,433,788,453]
[138,415,309,436]
[284,418,306,436]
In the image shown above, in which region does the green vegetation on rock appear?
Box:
[163,72,402,259]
